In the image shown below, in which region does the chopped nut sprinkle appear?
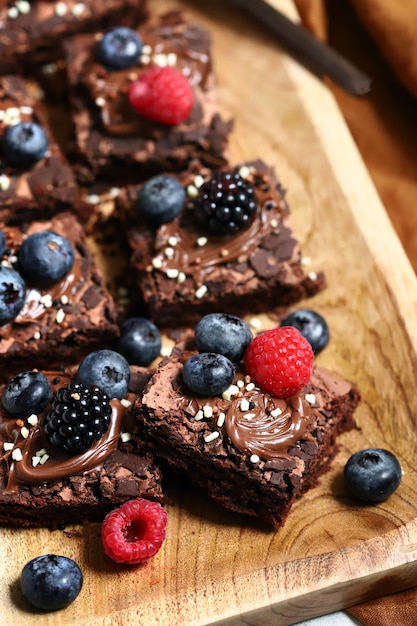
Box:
[222,384,239,401]
[194,410,204,421]
[71,3,86,17]
[270,407,283,417]
[203,405,213,418]
[16,0,31,12]
[240,398,250,412]
[217,412,226,427]
[27,414,38,426]
[7,7,19,18]
[187,184,198,198]
[120,432,132,443]
[305,393,316,405]
[120,399,132,408]
[55,2,67,16]
[250,454,260,463]
[12,448,23,462]
[243,413,256,421]
[204,431,220,443]
[196,236,208,247]
[195,285,208,299]
[55,308,65,324]
[20,426,29,439]
[152,257,163,269]
[3,442,14,451]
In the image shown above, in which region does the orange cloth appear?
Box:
[294,0,417,272]
[293,1,417,623]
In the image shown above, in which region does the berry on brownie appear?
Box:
[2,121,48,168]
[2,371,52,417]
[0,266,26,325]
[244,326,314,398]
[102,498,168,564]
[136,175,186,224]
[77,349,131,399]
[44,381,112,454]
[18,230,75,288]
[0,231,6,257]
[20,554,83,611]
[194,170,257,236]
[116,318,162,367]
[129,66,194,126]
[195,313,253,363]
[280,308,330,355]
[96,26,143,71]
[182,352,235,396]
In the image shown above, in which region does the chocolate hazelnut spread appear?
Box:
[0,372,133,494]
[176,354,315,461]
[149,165,289,278]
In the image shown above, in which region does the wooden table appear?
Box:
[3,0,417,624]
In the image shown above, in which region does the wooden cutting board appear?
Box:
[3,0,417,624]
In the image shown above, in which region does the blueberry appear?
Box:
[20,554,83,611]
[344,448,402,503]
[116,317,162,366]
[77,349,131,399]
[195,313,252,363]
[136,175,186,224]
[183,353,235,396]
[2,122,48,168]
[97,26,142,70]
[18,230,75,287]
[2,371,52,417]
[0,266,26,325]
[280,308,330,354]
[0,230,6,257]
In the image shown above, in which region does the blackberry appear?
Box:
[194,171,257,236]
[43,382,112,454]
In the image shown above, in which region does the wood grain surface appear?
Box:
[3,0,417,624]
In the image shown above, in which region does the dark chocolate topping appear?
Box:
[0,372,136,493]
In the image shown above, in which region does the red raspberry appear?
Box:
[101,499,168,565]
[128,66,194,125]
[244,326,314,398]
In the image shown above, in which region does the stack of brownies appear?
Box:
[0,0,360,529]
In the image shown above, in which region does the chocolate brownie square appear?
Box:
[0,0,149,75]
[0,74,91,222]
[0,212,119,379]
[138,330,360,527]
[116,159,326,327]
[63,12,233,185]
[0,365,162,528]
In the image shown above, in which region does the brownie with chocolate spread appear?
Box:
[0,74,92,222]
[116,159,326,327]
[0,212,119,380]
[0,365,162,528]
[0,0,149,75]
[137,329,360,527]
[63,12,233,185]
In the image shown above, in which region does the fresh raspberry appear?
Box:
[128,66,194,126]
[101,499,168,565]
[244,326,314,398]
